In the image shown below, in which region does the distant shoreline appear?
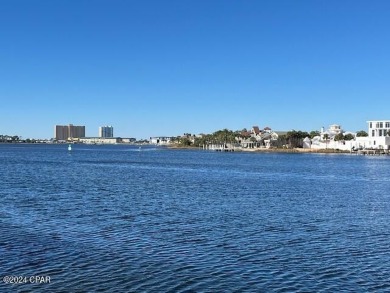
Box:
[0,142,352,154]
[167,145,351,154]
[240,148,350,154]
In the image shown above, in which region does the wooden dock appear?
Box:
[203,143,241,152]
[357,149,389,155]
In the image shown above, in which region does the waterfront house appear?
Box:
[237,126,279,149]
[306,121,390,151]
[309,124,355,150]
[150,136,172,145]
[355,120,390,150]
[251,126,261,136]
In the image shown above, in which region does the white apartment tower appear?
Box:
[99,126,114,138]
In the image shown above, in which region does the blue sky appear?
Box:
[1,0,390,139]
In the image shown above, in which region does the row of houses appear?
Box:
[150,120,390,151]
[149,126,284,150]
[149,126,283,148]
[236,126,284,149]
[237,121,390,151]
[251,120,390,151]
[305,121,390,151]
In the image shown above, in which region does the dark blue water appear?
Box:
[1,144,390,292]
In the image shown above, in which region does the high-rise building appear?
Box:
[69,124,85,139]
[99,126,114,138]
[54,124,86,140]
[55,125,68,140]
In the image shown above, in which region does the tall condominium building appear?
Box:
[54,124,86,140]
[99,126,114,138]
[55,125,68,140]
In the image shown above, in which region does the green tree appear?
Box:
[286,130,310,148]
[309,130,320,138]
[192,128,238,147]
[334,133,344,141]
[179,137,192,146]
[212,129,236,143]
[344,133,355,140]
[356,130,368,137]
[273,134,288,148]
[323,133,330,149]
[193,134,212,147]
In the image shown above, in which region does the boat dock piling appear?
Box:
[356,149,389,155]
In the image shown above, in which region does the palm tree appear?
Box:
[323,134,330,149]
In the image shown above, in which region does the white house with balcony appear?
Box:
[319,124,343,140]
[310,124,353,150]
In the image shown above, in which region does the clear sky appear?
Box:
[1,0,390,139]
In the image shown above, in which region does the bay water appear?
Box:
[1,144,390,292]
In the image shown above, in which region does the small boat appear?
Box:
[68,144,72,151]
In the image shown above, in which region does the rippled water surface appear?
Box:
[1,144,390,292]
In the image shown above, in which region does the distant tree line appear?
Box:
[171,129,240,147]
[194,129,238,147]
[334,133,355,141]
[272,130,310,148]
[0,135,20,143]
[0,135,43,143]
